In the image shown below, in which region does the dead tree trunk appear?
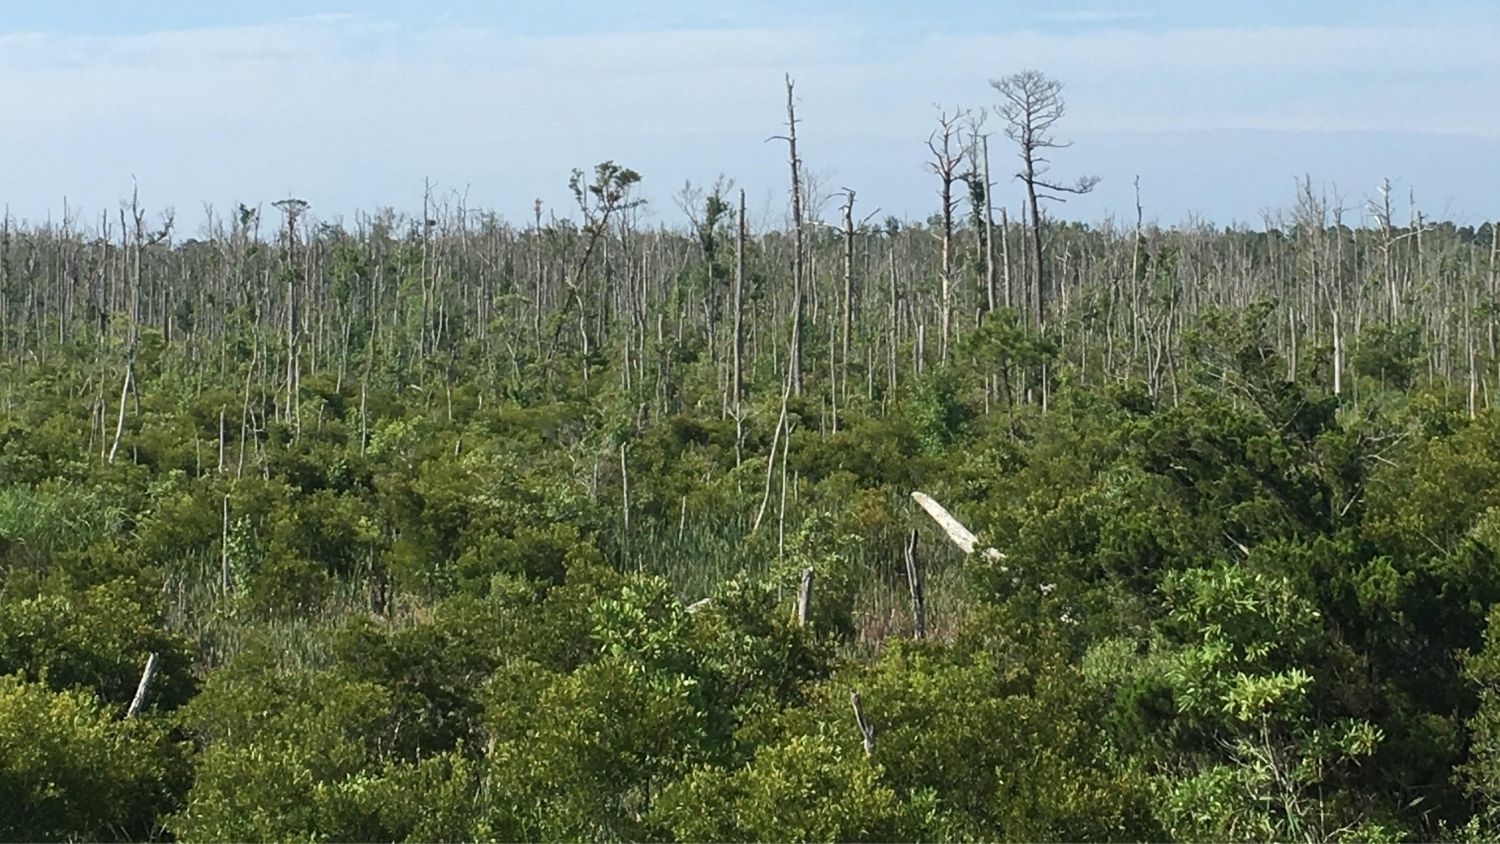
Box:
[779,75,807,396]
[904,528,926,640]
[796,567,814,627]
[981,134,998,315]
[911,491,1005,562]
[125,652,160,718]
[850,690,875,756]
[733,189,747,408]
[927,108,966,362]
[840,189,856,407]
[106,357,133,464]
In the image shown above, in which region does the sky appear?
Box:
[1,1,1497,233]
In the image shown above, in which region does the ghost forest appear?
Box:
[2,68,1500,842]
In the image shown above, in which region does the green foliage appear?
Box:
[1460,606,1500,834]
[906,365,978,452]
[1352,321,1422,391]
[1143,561,1399,840]
[652,732,922,842]
[0,674,185,842]
[856,638,1160,840]
[0,481,126,587]
[0,578,194,710]
[5,203,1500,840]
[170,650,402,841]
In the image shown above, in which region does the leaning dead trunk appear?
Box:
[106,357,133,464]
[910,491,1004,562]
[904,528,926,640]
[125,652,160,718]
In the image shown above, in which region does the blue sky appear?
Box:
[2,2,1497,231]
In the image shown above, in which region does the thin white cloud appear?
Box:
[1036,10,1155,24]
[901,24,1500,138]
[0,13,1494,224]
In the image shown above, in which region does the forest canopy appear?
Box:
[2,72,1500,842]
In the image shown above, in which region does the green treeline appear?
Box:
[1,169,1500,841]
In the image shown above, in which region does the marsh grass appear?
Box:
[149,472,978,674]
[625,502,974,650]
[164,549,380,674]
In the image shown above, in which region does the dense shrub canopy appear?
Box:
[1,180,1498,840]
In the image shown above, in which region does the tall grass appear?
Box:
[622,494,974,648]
[163,549,378,675]
[0,482,125,573]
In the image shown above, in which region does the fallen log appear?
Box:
[910,492,1005,562]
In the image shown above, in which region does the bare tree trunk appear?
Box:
[286,274,297,430]
[999,206,1013,311]
[107,358,133,464]
[777,419,793,559]
[1131,178,1143,361]
[850,690,875,756]
[981,135,997,315]
[783,75,806,396]
[1488,221,1500,398]
[1027,171,1046,329]
[753,397,789,534]
[904,528,925,640]
[733,189,747,463]
[928,108,965,361]
[1333,307,1344,396]
[125,652,160,718]
[620,442,632,568]
[911,491,1005,562]
[840,189,856,406]
[887,247,899,396]
[796,567,814,627]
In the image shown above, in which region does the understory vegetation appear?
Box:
[3,87,1500,840]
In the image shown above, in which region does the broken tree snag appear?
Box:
[126,652,160,718]
[910,491,1005,561]
[221,495,232,597]
[686,597,713,614]
[107,357,134,464]
[905,528,926,640]
[850,690,875,756]
[796,567,814,627]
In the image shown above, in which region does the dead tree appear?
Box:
[547,161,645,361]
[106,354,133,464]
[966,111,998,317]
[126,652,160,718]
[796,567,814,627]
[770,75,807,395]
[911,491,1005,563]
[839,188,857,409]
[991,70,1098,330]
[273,198,309,436]
[904,529,926,640]
[927,107,969,362]
[850,690,875,756]
[733,188,748,460]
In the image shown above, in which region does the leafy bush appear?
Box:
[0,674,185,841]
